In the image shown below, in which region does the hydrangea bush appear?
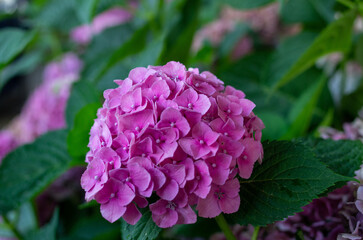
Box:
[81,61,264,227]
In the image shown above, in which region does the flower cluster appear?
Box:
[71,7,132,44]
[0,53,82,161]
[81,61,264,228]
[13,53,82,143]
[320,110,363,142]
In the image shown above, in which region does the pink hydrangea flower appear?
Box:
[14,53,82,144]
[71,7,132,44]
[81,61,264,228]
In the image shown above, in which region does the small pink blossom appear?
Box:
[150,190,196,228]
[197,178,241,218]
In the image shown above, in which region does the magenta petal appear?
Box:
[157,178,179,201]
[100,199,126,223]
[123,203,142,225]
[152,209,178,228]
[129,163,151,191]
[149,168,166,190]
[150,199,168,215]
[117,183,136,206]
[196,192,221,218]
[219,195,240,214]
[128,67,148,84]
[240,98,255,116]
[176,205,197,225]
[178,138,195,157]
[194,94,211,114]
[221,179,240,198]
[164,164,186,185]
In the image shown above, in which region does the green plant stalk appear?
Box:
[215,214,236,240]
[2,215,23,240]
[252,226,260,240]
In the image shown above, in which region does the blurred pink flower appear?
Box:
[71,7,132,44]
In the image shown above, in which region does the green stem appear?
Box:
[2,215,24,240]
[251,226,260,240]
[215,214,236,240]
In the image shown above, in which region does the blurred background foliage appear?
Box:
[0,0,363,239]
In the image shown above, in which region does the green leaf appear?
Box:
[258,112,289,140]
[0,130,71,214]
[66,81,100,129]
[220,0,275,9]
[61,215,119,240]
[172,217,219,238]
[76,0,99,24]
[160,0,201,64]
[228,140,350,226]
[218,52,294,117]
[341,81,363,118]
[120,209,161,240]
[35,0,80,32]
[67,103,101,162]
[92,23,150,83]
[25,209,58,240]
[300,138,363,177]
[96,31,165,92]
[0,51,43,92]
[355,34,363,67]
[0,28,35,67]
[280,0,335,25]
[218,23,249,59]
[274,10,356,90]
[281,75,326,139]
[263,31,317,86]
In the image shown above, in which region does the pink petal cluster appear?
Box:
[13,53,82,143]
[81,61,264,228]
[71,7,132,44]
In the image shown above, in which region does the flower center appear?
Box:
[135,126,140,131]
[188,103,193,109]
[156,139,161,144]
[214,189,225,200]
[170,122,175,127]
[212,163,217,168]
[199,140,205,145]
[166,201,177,210]
[110,193,115,198]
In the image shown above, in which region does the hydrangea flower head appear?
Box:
[81,61,264,228]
